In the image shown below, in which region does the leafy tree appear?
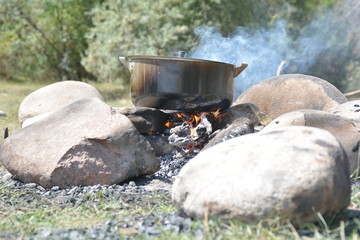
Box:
[81,0,255,84]
[0,0,103,82]
[82,0,340,85]
[3,0,357,93]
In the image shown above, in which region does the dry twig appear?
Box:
[276,60,286,76]
[344,89,360,98]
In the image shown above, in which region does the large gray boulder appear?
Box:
[235,74,348,119]
[172,126,350,223]
[19,81,103,125]
[0,98,159,188]
[263,109,360,175]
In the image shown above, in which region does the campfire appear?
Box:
[164,109,224,153]
[134,103,263,180]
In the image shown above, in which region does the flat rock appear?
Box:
[331,100,360,123]
[0,98,159,188]
[18,81,103,125]
[263,109,360,175]
[234,74,348,119]
[172,126,350,223]
[22,112,52,128]
[138,178,173,192]
[144,135,174,156]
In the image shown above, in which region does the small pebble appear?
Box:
[42,191,51,196]
[24,183,37,188]
[68,186,78,195]
[37,185,46,191]
[0,172,12,183]
[128,181,136,187]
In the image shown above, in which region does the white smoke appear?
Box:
[190,2,354,98]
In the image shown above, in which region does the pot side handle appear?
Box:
[119,56,130,70]
[233,63,248,78]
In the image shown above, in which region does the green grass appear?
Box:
[3,182,359,240]
[1,81,360,239]
[0,81,46,135]
[0,185,175,238]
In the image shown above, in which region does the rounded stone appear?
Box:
[234,74,348,119]
[18,81,103,125]
[1,98,159,188]
[331,100,360,123]
[263,109,360,176]
[172,126,350,223]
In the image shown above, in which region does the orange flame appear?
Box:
[164,109,223,129]
[165,122,174,128]
[194,115,201,126]
[213,109,221,118]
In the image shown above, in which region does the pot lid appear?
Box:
[127,55,234,66]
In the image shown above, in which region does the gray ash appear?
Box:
[154,150,193,180]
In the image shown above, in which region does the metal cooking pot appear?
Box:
[119,55,247,111]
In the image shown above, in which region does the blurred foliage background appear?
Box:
[0,0,359,93]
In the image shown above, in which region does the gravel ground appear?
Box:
[0,122,211,239]
[1,130,359,239]
[0,149,201,240]
[26,213,197,240]
[3,167,360,240]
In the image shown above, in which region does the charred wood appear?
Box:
[115,107,170,135]
[168,114,214,148]
[145,135,174,156]
[204,118,254,150]
[214,103,261,130]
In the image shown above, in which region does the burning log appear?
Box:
[168,114,213,148]
[168,122,193,147]
[191,114,212,140]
